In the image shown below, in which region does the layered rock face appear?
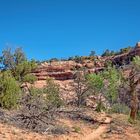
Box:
[32,43,140,81]
[32,66,73,80]
[32,61,75,80]
[112,43,140,66]
[32,60,98,81]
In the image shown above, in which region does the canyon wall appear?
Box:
[32,43,140,81]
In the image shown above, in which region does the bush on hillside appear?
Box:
[0,71,21,109]
[108,103,130,114]
[15,78,63,132]
[22,73,37,84]
[43,78,63,109]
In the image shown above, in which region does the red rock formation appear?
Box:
[32,42,140,81]
[112,43,140,65]
[32,63,74,80]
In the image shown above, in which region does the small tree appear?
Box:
[0,71,21,109]
[43,78,63,109]
[128,56,140,121]
[0,47,37,84]
[14,60,37,83]
[14,47,26,65]
[1,48,15,69]
[102,65,122,105]
[73,70,91,107]
[17,78,63,132]
[89,50,96,57]
[74,55,82,63]
[118,56,140,121]
[102,49,110,57]
[119,46,132,54]
[87,65,121,111]
[102,49,115,57]
[87,73,104,111]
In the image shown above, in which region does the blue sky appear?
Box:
[0,0,140,60]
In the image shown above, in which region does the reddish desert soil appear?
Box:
[0,113,140,140]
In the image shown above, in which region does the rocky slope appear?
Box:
[1,43,140,140]
[32,42,140,81]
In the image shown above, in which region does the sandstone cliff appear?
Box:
[32,43,140,81]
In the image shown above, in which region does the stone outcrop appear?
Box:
[32,65,74,80]
[112,43,140,66]
[32,43,140,81]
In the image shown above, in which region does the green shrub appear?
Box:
[22,74,37,84]
[109,103,130,114]
[14,60,37,82]
[43,78,63,109]
[102,66,121,105]
[72,126,81,133]
[136,110,140,120]
[16,79,63,132]
[96,102,106,112]
[0,71,21,109]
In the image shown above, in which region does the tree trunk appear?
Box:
[129,68,139,121]
[130,90,138,121]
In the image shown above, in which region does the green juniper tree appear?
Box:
[87,73,104,112]
[0,47,37,109]
[102,65,122,105]
[0,71,21,109]
[87,64,122,111]
[43,78,63,109]
[0,47,37,84]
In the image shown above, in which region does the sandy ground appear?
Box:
[0,113,140,140]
